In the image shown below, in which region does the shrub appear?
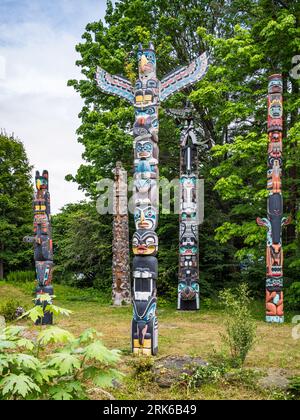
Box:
[219,283,256,366]
[185,364,227,389]
[288,376,300,400]
[5,271,35,283]
[0,303,123,400]
[285,282,300,311]
[0,299,25,322]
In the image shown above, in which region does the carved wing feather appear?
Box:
[95,67,134,104]
[160,52,209,102]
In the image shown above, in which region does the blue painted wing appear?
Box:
[160,52,209,102]
[95,67,134,104]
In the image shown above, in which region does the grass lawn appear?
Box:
[1,281,299,400]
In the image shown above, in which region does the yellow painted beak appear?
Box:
[140,55,148,73]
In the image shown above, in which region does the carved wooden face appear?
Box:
[178,281,199,301]
[268,75,283,94]
[138,49,156,77]
[35,261,53,286]
[35,170,48,191]
[135,140,154,159]
[134,204,158,230]
[132,230,158,256]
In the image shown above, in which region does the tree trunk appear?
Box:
[0,260,4,280]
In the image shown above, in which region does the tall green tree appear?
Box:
[0,133,33,278]
[67,0,300,295]
[52,202,113,291]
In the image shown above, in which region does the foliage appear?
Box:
[52,202,113,293]
[219,283,256,365]
[0,133,33,279]
[285,282,300,311]
[61,0,300,296]
[184,361,261,392]
[184,363,227,389]
[0,299,24,322]
[0,303,122,400]
[288,376,300,400]
[5,271,35,283]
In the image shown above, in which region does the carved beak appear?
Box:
[140,55,148,73]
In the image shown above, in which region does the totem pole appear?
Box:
[112,162,131,306]
[24,170,54,325]
[257,74,290,323]
[96,43,208,354]
[167,103,205,310]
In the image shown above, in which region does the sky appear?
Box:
[0,0,109,213]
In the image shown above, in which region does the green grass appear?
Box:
[0,280,299,400]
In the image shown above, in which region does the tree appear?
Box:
[0,133,33,278]
[52,202,113,292]
[67,0,300,296]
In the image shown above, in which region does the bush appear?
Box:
[219,283,256,366]
[285,282,300,311]
[0,299,25,321]
[288,376,300,400]
[0,303,123,400]
[5,271,35,283]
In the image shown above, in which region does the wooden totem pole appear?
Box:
[112,162,131,306]
[257,75,290,323]
[24,170,54,324]
[96,43,208,354]
[167,104,204,310]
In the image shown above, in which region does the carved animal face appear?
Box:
[134,205,158,230]
[132,230,158,256]
[268,75,283,94]
[35,170,48,191]
[135,140,155,159]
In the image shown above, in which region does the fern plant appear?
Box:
[0,304,122,400]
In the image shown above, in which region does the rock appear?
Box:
[152,355,207,388]
[258,368,290,390]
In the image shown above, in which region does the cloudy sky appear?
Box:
[0,0,108,213]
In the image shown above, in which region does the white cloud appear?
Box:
[0,0,107,213]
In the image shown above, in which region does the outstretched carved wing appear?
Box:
[95,67,134,104]
[160,52,209,102]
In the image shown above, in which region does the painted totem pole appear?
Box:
[24,170,54,325]
[96,43,208,354]
[257,74,290,323]
[112,162,131,306]
[167,104,202,310]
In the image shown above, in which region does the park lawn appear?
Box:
[0,281,299,400]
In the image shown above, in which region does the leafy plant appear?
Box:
[285,282,300,311]
[219,283,256,366]
[287,376,300,400]
[0,299,25,322]
[5,271,36,283]
[0,304,122,400]
[184,364,227,389]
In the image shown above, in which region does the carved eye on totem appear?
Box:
[147,79,158,89]
[135,80,142,89]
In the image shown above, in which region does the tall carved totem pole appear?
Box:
[96,43,208,354]
[167,104,203,310]
[257,75,290,323]
[24,170,54,325]
[112,162,131,306]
